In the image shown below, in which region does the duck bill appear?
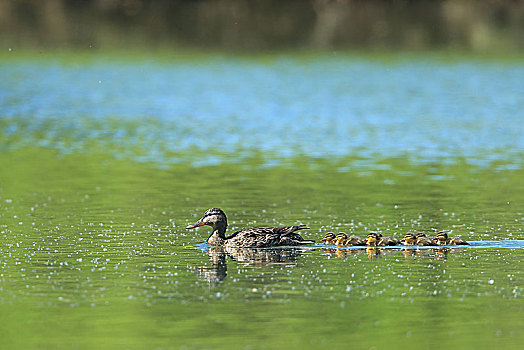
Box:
[186,220,205,229]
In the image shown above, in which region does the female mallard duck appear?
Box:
[435,231,469,245]
[186,208,314,248]
[322,232,337,245]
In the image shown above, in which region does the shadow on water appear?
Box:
[190,240,524,285]
[190,244,313,286]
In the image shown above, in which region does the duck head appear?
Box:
[187,208,228,233]
[416,232,427,238]
[436,231,448,243]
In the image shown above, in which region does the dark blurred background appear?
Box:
[1,0,523,52]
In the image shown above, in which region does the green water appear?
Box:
[0,148,522,349]
[1,52,523,349]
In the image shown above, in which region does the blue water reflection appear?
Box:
[1,57,523,167]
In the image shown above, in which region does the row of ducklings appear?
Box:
[322,231,469,247]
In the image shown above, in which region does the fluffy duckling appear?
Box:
[366,232,400,246]
[436,231,469,245]
[335,232,349,246]
[401,232,418,245]
[321,232,337,245]
[415,232,438,246]
[336,232,366,246]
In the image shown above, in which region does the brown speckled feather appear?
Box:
[226,225,312,248]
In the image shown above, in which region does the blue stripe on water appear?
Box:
[1,59,524,168]
[319,240,524,249]
[195,241,524,251]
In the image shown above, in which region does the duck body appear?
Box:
[346,235,367,246]
[213,226,311,248]
[381,236,401,246]
[187,208,314,248]
[447,237,469,245]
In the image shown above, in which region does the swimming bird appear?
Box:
[435,231,469,245]
[335,232,349,246]
[415,232,438,246]
[186,208,314,248]
[321,232,337,245]
[334,232,366,246]
[366,232,400,246]
[401,232,418,245]
[402,232,437,246]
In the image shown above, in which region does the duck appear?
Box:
[321,232,337,245]
[401,232,418,245]
[334,232,367,246]
[366,232,400,246]
[435,231,469,245]
[415,232,438,246]
[335,232,348,247]
[186,208,314,248]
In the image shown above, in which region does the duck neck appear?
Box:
[207,222,227,246]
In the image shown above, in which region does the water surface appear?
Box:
[0,53,523,349]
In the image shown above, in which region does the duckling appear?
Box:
[366,232,381,246]
[336,232,366,246]
[401,232,418,245]
[335,232,349,247]
[435,231,469,246]
[321,232,337,245]
[415,232,438,246]
[367,232,401,246]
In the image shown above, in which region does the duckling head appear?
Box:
[335,232,348,246]
[187,208,228,233]
[322,232,336,245]
[415,232,427,238]
[436,231,448,243]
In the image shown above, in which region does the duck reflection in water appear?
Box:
[322,247,366,259]
[403,247,462,259]
[189,245,309,286]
